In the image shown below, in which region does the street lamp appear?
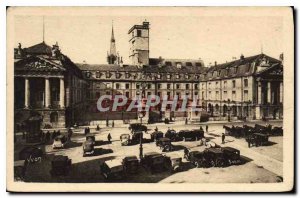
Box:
[138,131,143,159]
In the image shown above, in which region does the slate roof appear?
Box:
[23,42,52,55]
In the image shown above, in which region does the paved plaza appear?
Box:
[15,120,283,183]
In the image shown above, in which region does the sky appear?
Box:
[14,8,283,66]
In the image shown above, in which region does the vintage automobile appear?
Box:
[164,129,179,141]
[254,124,272,135]
[184,148,209,168]
[178,130,203,141]
[14,160,27,181]
[246,133,269,147]
[101,159,125,181]
[50,155,72,176]
[86,133,96,145]
[122,155,139,174]
[150,131,164,142]
[221,147,241,165]
[203,148,226,167]
[223,125,244,138]
[243,125,256,137]
[164,153,183,172]
[82,140,95,157]
[156,137,173,152]
[120,133,131,146]
[141,152,166,173]
[271,126,283,136]
[129,123,147,132]
[52,135,68,149]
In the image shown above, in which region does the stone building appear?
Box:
[14,21,284,128]
[14,42,87,128]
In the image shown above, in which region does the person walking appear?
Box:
[185,118,188,125]
[112,121,114,128]
[206,125,208,133]
[107,133,112,143]
[96,124,100,131]
[222,133,225,144]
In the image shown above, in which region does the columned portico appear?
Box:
[59,78,65,108]
[45,77,51,108]
[267,82,271,103]
[24,77,30,108]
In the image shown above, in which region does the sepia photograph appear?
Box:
[6,6,294,192]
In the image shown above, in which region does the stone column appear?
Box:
[257,81,262,104]
[279,82,283,103]
[24,77,30,108]
[60,78,65,108]
[45,78,50,108]
[267,82,271,103]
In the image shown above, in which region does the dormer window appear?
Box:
[218,70,221,76]
[165,61,172,66]
[186,62,192,66]
[185,74,189,79]
[167,74,171,79]
[176,74,180,79]
[96,71,101,78]
[195,75,199,79]
[106,71,111,79]
[234,66,238,74]
[176,62,182,69]
[86,71,91,78]
[157,74,161,79]
[125,72,130,78]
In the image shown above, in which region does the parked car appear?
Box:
[150,131,164,142]
[156,137,173,152]
[141,152,166,173]
[129,123,147,132]
[246,133,269,147]
[184,148,209,168]
[122,155,139,174]
[221,147,241,165]
[50,155,72,176]
[101,159,124,181]
[82,140,95,157]
[120,133,131,146]
[271,126,283,136]
[165,129,179,141]
[203,148,226,167]
[52,135,68,149]
[178,130,203,141]
[164,153,183,172]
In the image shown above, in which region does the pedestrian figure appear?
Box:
[248,136,251,148]
[106,118,109,127]
[185,118,188,125]
[155,126,158,132]
[107,133,112,143]
[200,126,204,133]
[112,121,114,128]
[52,130,57,139]
[46,131,50,143]
[222,133,225,144]
[68,128,73,141]
[96,124,100,131]
[206,125,208,133]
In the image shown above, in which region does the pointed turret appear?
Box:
[107,23,118,64]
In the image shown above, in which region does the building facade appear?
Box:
[14,21,284,128]
[14,42,87,128]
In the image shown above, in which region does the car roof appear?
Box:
[52,155,68,162]
[105,159,123,168]
[124,156,138,161]
[159,137,170,141]
[206,148,223,153]
[222,147,239,152]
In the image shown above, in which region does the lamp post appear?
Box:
[139,131,143,159]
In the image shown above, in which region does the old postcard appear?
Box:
[6,6,294,192]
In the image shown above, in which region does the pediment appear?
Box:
[15,56,65,71]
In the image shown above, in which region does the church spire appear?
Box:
[107,22,118,64]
